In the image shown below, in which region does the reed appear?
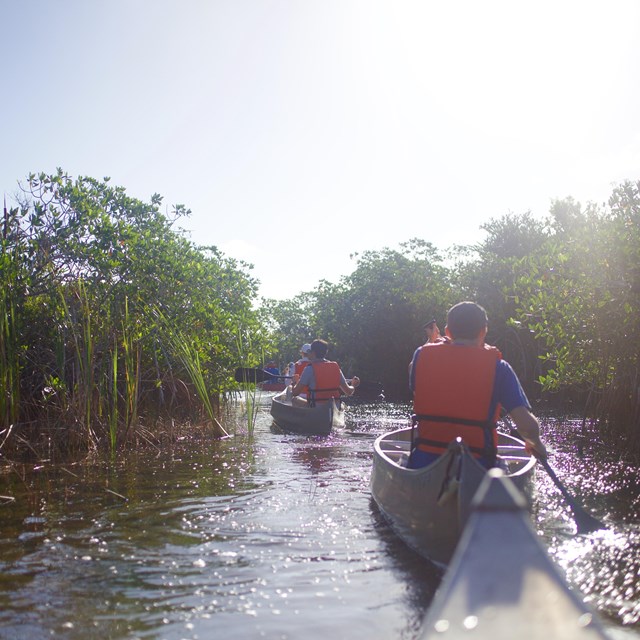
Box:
[234,332,261,437]
[1,173,265,460]
[152,307,228,438]
[0,238,21,432]
[120,297,140,443]
[108,338,119,452]
[58,280,95,441]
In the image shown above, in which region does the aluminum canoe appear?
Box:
[370,427,536,567]
[419,469,612,639]
[270,391,345,436]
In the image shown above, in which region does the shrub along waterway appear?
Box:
[0,396,638,639]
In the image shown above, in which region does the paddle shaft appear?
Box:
[502,415,605,534]
[539,457,576,505]
[235,367,383,396]
[537,456,605,532]
[235,367,292,383]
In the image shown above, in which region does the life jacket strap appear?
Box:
[413,413,494,431]
[413,436,487,457]
[309,387,341,407]
[412,413,497,462]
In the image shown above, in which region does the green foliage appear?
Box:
[1,170,262,458]
[511,184,640,449]
[262,239,454,400]
[257,293,316,368]
[6,167,640,458]
[258,182,640,455]
[452,212,551,387]
[0,226,21,427]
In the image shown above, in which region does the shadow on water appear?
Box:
[368,496,443,638]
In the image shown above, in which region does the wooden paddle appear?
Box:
[234,367,384,398]
[502,415,605,534]
[537,456,606,534]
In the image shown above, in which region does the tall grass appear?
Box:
[234,332,261,437]
[1,174,262,460]
[58,280,95,440]
[152,307,228,438]
[0,242,20,433]
[108,336,119,452]
[120,297,140,443]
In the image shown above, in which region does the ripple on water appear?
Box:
[0,407,638,638]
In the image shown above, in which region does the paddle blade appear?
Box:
[572,504,606,535]
[539,458,606,534]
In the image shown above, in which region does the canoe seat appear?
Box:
[385,450,410,467]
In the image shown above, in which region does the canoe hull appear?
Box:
[270,392,345,436]
[420,470,611,639]
[370,427,536,567]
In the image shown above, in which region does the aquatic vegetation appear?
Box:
[0,228,20,431]
[0,171,263,460]
[234,332,262,437]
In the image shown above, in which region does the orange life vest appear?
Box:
[412,342,502,460]
[293,360,311,396]
[294,360,310,376]
[309,361,342,404]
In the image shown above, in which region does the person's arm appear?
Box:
[340,374,360,396]
[408,347,421,393]
[291,367,312,397]
[508,405,547,459]
[291,378,303,397]
[494,359,547,459]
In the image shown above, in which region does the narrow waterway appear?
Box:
[0,397,638,640]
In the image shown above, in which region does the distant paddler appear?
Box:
[290,339,359,407]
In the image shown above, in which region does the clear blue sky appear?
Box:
[2,1,639,299]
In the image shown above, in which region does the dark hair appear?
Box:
[446,301,488,339]
[310,339,329,358]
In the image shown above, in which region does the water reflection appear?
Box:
[531,418,640,636]
[368,497,443,638]
[0,403,638,639]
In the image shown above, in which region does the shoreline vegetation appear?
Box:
[2,171,639,462]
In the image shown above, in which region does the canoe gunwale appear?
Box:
[373,428,536,476]
[370,427,536,566]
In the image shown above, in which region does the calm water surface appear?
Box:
[0,397,638,640]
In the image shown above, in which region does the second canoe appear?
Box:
[270,390,345,436]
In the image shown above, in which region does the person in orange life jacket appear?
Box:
[292,344,312,380]
[285,343,313,400]
[408,318,444,374]
[408,301,547,469]
[290,339,360,407]
[422,318,442,344]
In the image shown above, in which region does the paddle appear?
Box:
[537,455,606,534]
[234,367,384,398]
[234,367,291,383]
[502,416,605,534]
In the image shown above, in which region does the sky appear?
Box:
[2,1,639,300]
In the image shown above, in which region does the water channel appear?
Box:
[0,396,638,639]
